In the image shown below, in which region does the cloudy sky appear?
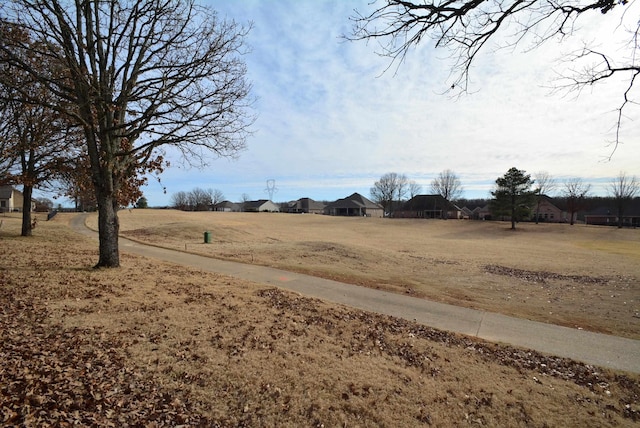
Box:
[142,0,639,206]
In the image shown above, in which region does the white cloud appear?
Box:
[140,0,639,206]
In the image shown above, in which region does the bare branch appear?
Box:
[348,0,637,153]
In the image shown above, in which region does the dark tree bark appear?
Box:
[96,192,121,268]
[20,184,32,237]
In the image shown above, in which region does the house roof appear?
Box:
[244,199,270,209]
[585,199,640,216]
[290,198,326,211]
[325,193,381,210]
[461,207,473,215]
[401,194,458,211]
[213,200,240,209]
[0,186,19,199]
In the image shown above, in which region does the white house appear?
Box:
[243,199,280,212]
[0,186,26,213]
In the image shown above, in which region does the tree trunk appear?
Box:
[95,190,120,268]
[510,195,516,230]
[21,185,33,237]
[617,204,623,228]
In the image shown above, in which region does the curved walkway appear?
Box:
[70,214,640,374]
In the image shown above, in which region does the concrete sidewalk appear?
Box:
[71,215,640,374]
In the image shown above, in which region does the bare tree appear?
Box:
[1,1,254,267]
[240,193,251,212]
[0,22,83,236]
[608,172,639,228]
[210,188,225,206]
[349,0,638,156]
[370,172,408,215]
[188,187,212,211]
[409,180,422,199]
[171,191,189,211]
[431,170,463,202]
[563,178,591,225]
[533,171,557,224]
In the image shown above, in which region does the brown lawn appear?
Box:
[1,211,638,427]
[105,209,640,340]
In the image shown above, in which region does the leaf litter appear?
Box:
[1,213,639,426]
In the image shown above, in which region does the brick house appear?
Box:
[532,196,570,223]
[394,194,462,219]
[286,198,326,214]
[324,193,383,217]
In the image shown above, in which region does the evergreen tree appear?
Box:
[491,168,535,230]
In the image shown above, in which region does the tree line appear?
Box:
[371,169,639,229]
[370,170,463,215]
[490,168,639,230]
[171,188,225,212]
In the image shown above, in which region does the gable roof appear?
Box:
[213,200,240,209]
[244,199,271,209]
[0,186,18,199]
[325,192,381,210]
[289,197,326,211]
[585,198,640,216]
[401,194,458,211]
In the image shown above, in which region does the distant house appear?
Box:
[0,186,28,213]
[473,205,492,220]
[395,194,461,219]
[286,197,326,214]
[532,196,570,223]
[584,199,640,227]
[212,200,241,212]
[324,193,383,217]
[460,206,474,219]
[243,199,280,213]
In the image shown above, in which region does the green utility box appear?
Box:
[204,231,212,244]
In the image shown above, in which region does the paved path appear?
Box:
[70,215,640,374]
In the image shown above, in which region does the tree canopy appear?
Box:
[608,172,638,228]
[370,172,408,215]
[0,21,83,236]
[563,178,591,225]
[1,0,254,267]
[491,167,535,230]
[431,170,463,202]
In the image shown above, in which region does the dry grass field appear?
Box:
[1,211,639,426]
[104,209,640,340]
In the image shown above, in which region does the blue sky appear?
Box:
[143,1,639,205]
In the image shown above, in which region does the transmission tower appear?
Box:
[265,179,278,200]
